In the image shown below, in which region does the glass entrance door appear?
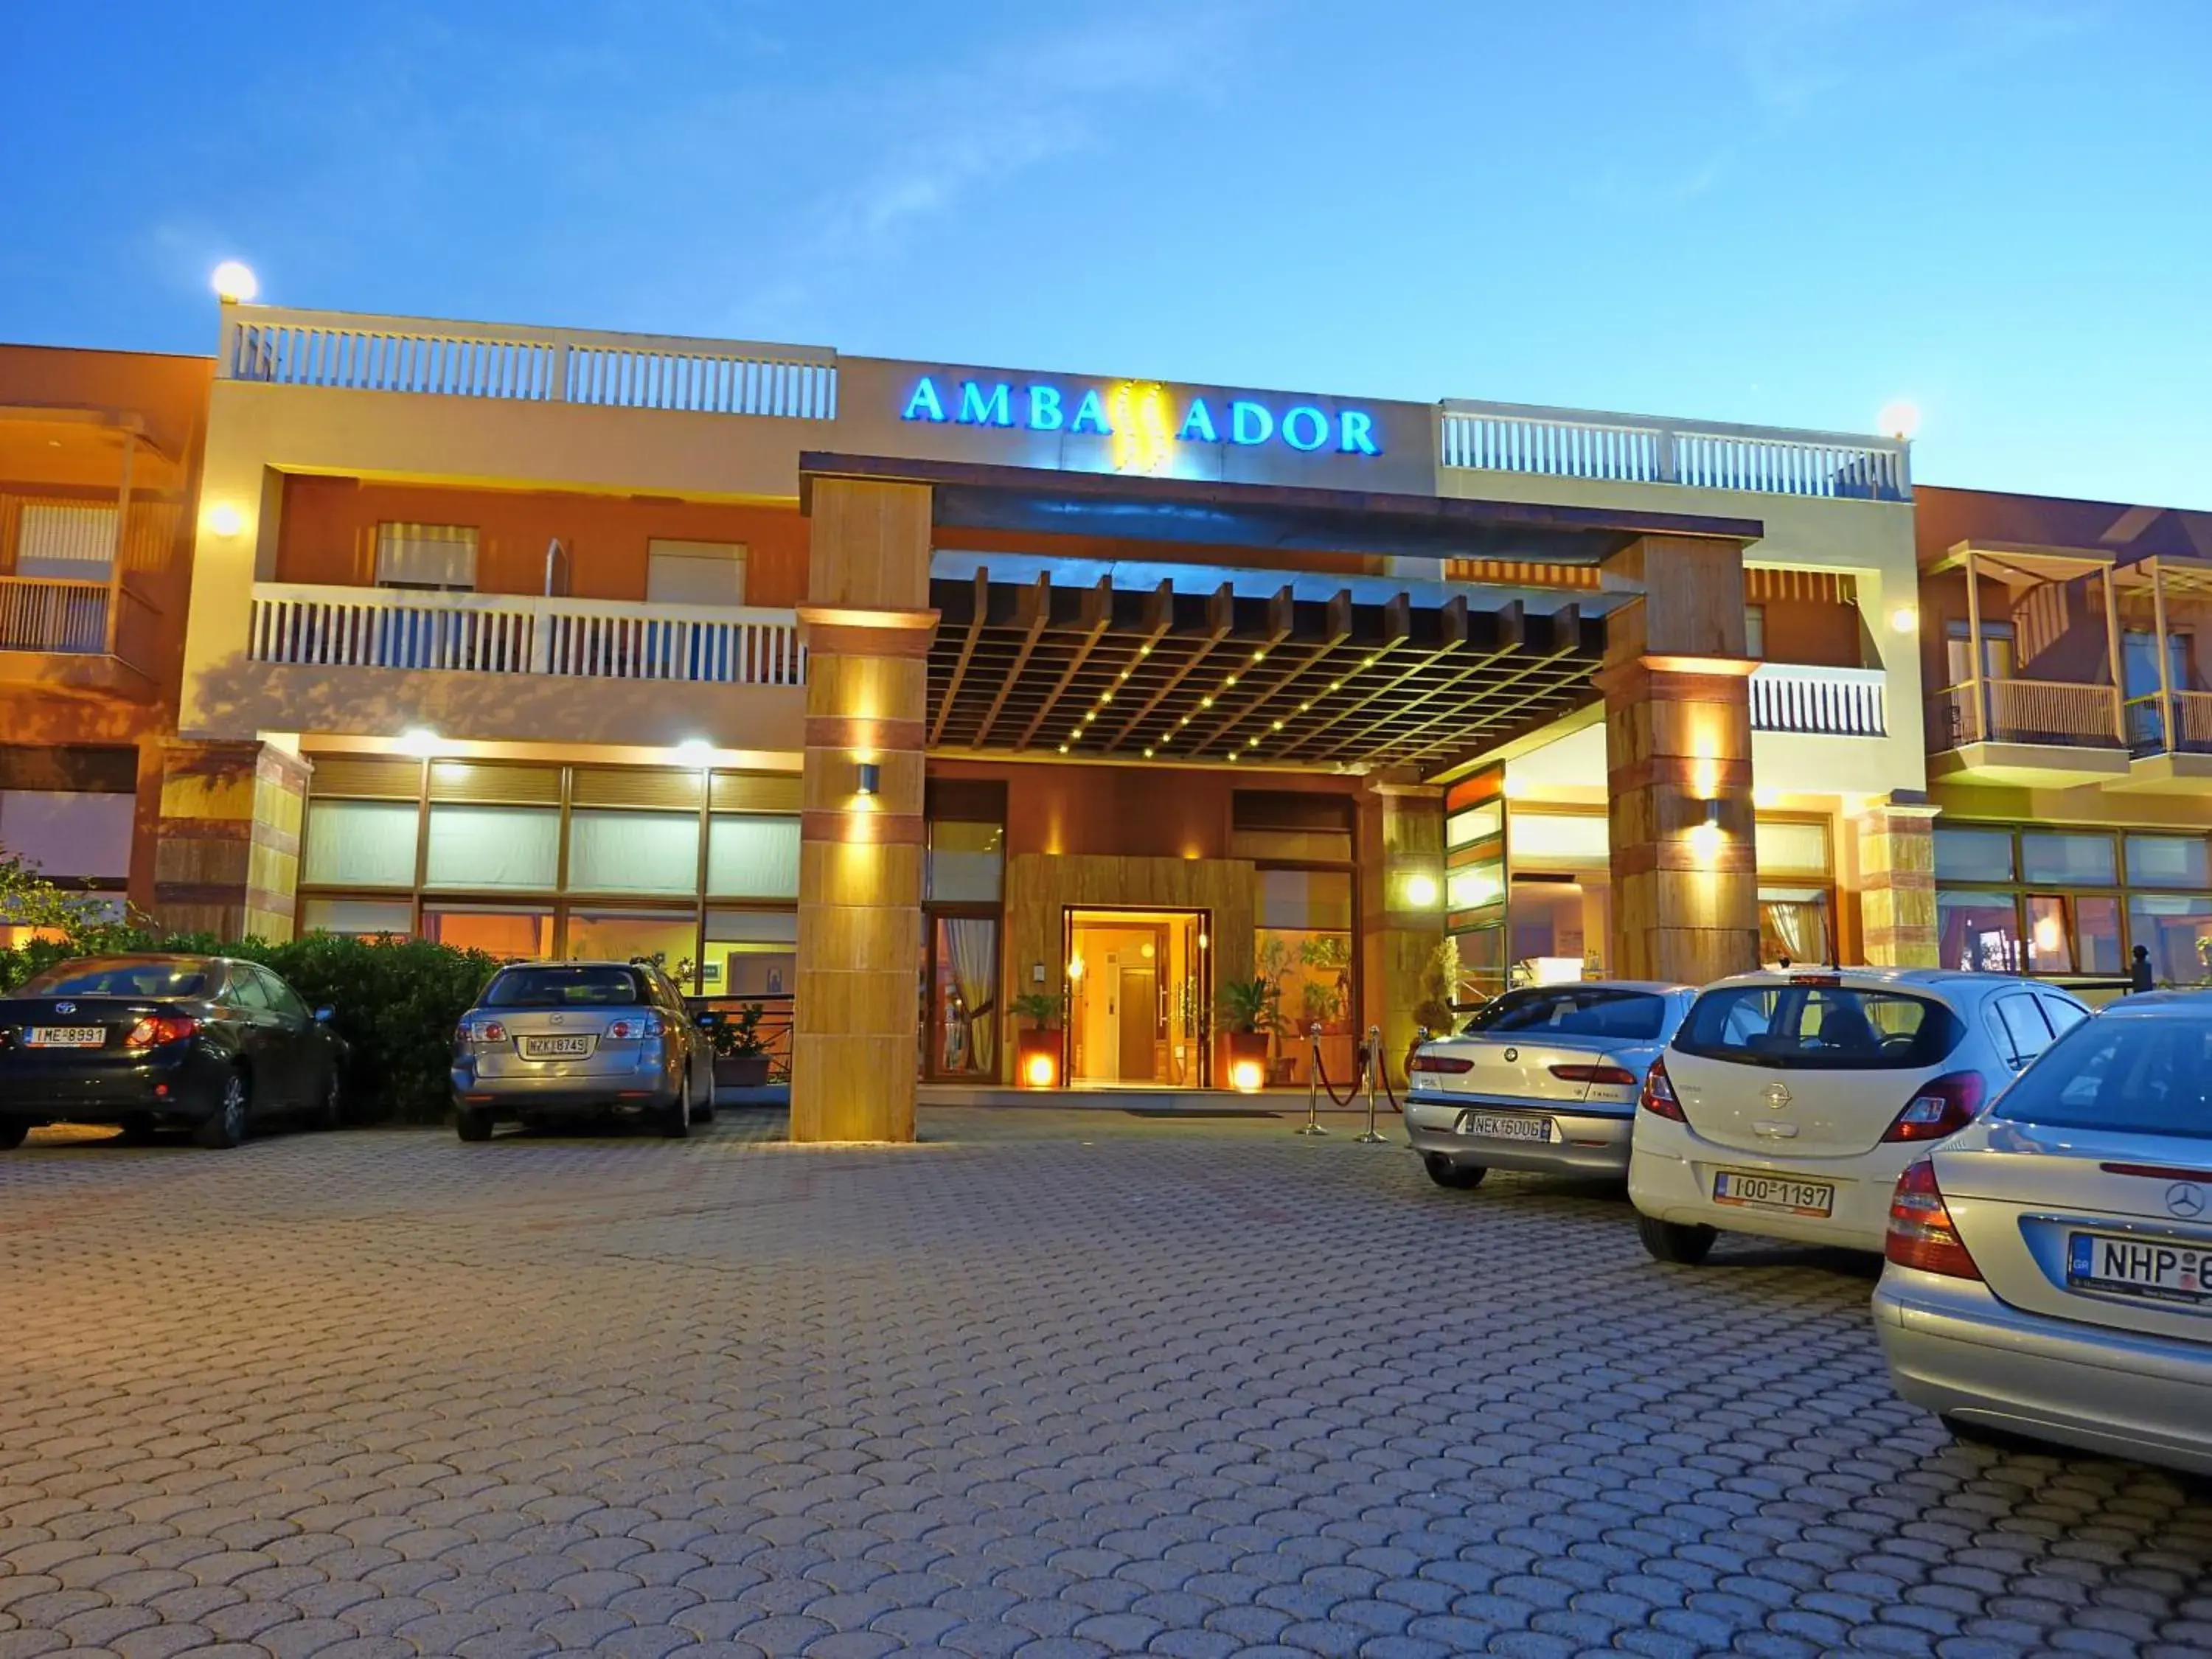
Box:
[1062,908,1210,1088]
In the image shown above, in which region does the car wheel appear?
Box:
[661,1078,691,1139]
[693,1068,715,1124]
[1423,1153,1486,1189]
[194,1072,250,1150]
[314,1071,344,1131]
[455,1103,495,1142]
[0,1121,29,1151]
[1637,1213,1718,1265]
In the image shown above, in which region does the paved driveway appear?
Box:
[2,1108,2209,1658]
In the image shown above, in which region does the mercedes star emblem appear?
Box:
[2167,1183,2207,1220]
[1763,1081,1793,1110]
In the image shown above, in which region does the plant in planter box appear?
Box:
[712,1001,773,1088]
[1008,991,1063,1086]
[1215,976,1282,1088]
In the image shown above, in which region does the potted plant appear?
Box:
[1408,936,1462,1076]
[1009,991,1063,1088]
[1216,977,1279,1089]
[712,1001,772,1088]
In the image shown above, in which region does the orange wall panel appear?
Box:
[927,757,1361,860]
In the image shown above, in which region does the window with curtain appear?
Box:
[302,799,420,888]
[16,504,119,580]
[706,814,800,899]
[424,805,559,890]
[931,916,999,1077]
[1759,886,1830,966]
[375,523,478,590]
[567,810,700,896]
[1753,819,1829,875]
[0,790,134,879]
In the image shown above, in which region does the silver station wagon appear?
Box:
[450,960,713,1141]
[1405,981,1697,1188]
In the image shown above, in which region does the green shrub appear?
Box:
[0,928,497,1124]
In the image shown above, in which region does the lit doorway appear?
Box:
[1062,908,1211,1088]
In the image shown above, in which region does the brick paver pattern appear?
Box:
[2,1107,2210,1658]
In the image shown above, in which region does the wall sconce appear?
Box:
[1890,605,1919,633]
[855,761,880,797]
[1066,956,1085,981]
[1688,798,1724,863]
[1405,872,1440,908]
[206,503,245,538]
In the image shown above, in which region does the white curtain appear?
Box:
[567,810,699,895]
[942,918,998,1076]
[424,806,559,889]
[707,815,800,899]
[0,790,133,879]
[302,799,420,887]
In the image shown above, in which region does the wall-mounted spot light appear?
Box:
[675,737,712,762]
[1688,798,1724,863]
[855,761,880,797]
[206,502,245,538]
[399,727,441,759]
[1406,873,1440,908]
[1067,956,1085,981]
[1890,605,1919,633]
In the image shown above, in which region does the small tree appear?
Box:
[1009,992,1062,1030]
[1413,936,1461,1038]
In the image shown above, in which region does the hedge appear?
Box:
[0,931,499,1124]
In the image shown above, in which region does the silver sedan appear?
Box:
[1875,992,2212,1474]
[1405,981,1697,1189]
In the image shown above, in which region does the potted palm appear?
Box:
[1009,991,1063,1088]
[712,1001,772,1088]
[1216,977,1279,1091]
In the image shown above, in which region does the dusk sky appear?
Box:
[5,1,2208,507]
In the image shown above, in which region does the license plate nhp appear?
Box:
[1713,1169,1835,1217]
[2068,1231,2212,1307]
[521,1035,593,1059]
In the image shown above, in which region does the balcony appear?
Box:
[1439,400,1910,501]
[1747,663,1887,736]
[0,574,161,695]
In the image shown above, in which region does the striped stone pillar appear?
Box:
[150,740,310,941]
[791,477,936,1143]
[1597,535,1761,984]
[1857,799,1940,967]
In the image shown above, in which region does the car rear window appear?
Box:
[482,966,647,1009]
[15,960,211,998]
[1674,984,1962,1070]
[1461,987,1668,1041]
[1992,1016,2212,1141]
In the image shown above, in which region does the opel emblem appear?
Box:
[2167,1183,2207,1220]
[1763,1081,1792,1110]
[53,1002,75,1015]
[1502,1047,1518,1062]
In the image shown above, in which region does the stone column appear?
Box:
[1856,798,1940,967]
[1596,535,1760,984]
[792,478,936,1143]
[1358,773,1445,1068]
[150,740,310,941]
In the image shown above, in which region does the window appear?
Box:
[375,523,477,590]
[1754,820,1829,875]
[646,540,747,607]
[15,504,118,579]
[1447,860,1504,911]
[1676,985,1963,1070]
[706,814,800,899]
[0,790,134,880]
[1938,891,2021,973]
[1935,827,2016,883]
[1230,791,1354,863]
[299,897,414,939]
[225,968,274,1012]
[422,905,552,959]
[2127,835,2211,888]
[1744,604,1764,659]
[1759,887,1830,966]
[2020,832,2116,886]
[425,805,560,890]
[251,965,310,1020]
[2126,894,2212,988]
[484,964,648,1008]
[566,909,698,976]
[566,810,700,896]
[1447,801,1503,849]
[1945,619,2015,684]
[928,915,999,1078]
[703,908,796,998]
[303,799,420,888]
[927,820,1004,902]
[1989,992,2056,1069]
[17,959,209,998]
[2024,895,2075,973]
[1464,986,1668,1041]
[1507,811,1608,868]
[1992,1015,2212,1140]
[2122,629,2191,699]
[1510,876,1601,983]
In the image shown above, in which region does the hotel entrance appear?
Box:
[1062,908,1210,1088]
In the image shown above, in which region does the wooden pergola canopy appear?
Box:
[927,569,1604,775]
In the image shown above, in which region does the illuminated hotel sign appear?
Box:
[898,375,1381,461]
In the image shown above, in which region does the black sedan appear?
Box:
[0,955,345,1150]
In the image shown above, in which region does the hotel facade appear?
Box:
[4,296,2209,1139]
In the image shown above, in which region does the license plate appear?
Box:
[25,1026,105,1048]
[1713,1169,1834,1217]
[521,1035,594,1059]
[2067,1231,2212,1307]
[1458,1111,1552,1144]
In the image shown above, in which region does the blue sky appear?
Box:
[4,1,2208,507]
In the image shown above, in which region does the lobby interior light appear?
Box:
[398,727,441,759]
[211,260,259,303]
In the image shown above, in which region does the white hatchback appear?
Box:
[1628,967,2091,1265]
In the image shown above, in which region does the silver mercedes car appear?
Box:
[450,959,713,1141]
[1875,992,2212,1474]
[1405,980,1697,1188]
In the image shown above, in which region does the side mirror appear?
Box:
[313,1006,335,1025]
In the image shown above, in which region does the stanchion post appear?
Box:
[1295,1020,1328,1135]
[1357,1023,1386,1144]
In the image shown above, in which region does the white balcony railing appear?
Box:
[1748,664,1888,737]
[248,585,807,687]
[220,306,838,420]
[1439,400,1910,501]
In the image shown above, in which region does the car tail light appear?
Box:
[123,1015,198,1049]
[1639,1057,1686,1120]
[1408,1052,1473,1074]
[1885,1157,1983,1280]
[1551,1062,1639,1087]
[1882,1071,1985,1143]
[459,1018,507,1045]
[606,1014,667,1040]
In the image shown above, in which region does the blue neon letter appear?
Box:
[1229,400,1273,446]
[1177,397,1220,443]
[1338,409,1379,455]
[1281,406,1329,452]
[1071,389,1112,435]
[957,380,1013,427]
[902,377,946,422]
[1028,385,1064,431]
